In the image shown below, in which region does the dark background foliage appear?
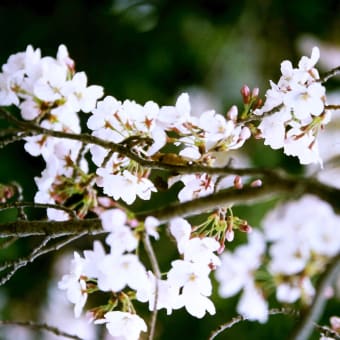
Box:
[0,1,339,339]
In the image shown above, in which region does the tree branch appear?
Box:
[143,234,161,340]
[0,109,320,179]
[0,218,103,237]
[0,171,339,237]
[0,232,87,285]
[319,65,340,83]
[314,323,340,340]
[209,308,298,340]
[0,201,78,219]
[0,320,84,340]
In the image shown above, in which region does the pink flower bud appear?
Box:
[129,218,139,228]
[240,85,251,104]
[227,105,238,122]
[252,87,259,98]
[239,223,252,233]
[250,179,262,187]
[254,98,263,109]
[234,175,243,189]
[226,229,234,242]
[217,243,225,254]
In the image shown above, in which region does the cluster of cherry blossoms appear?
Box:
[0,45,104,220]
[87,92,251,206]
[59,211,220,338]
[0,45,333,217]
[255,47,329,165]
[0,44,339,340]
[216,195,340,323]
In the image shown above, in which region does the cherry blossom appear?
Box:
[0,43,339,338]
[262,195,340,304]
[97,253,149,292]
[136,271,180,315]
[255,47,328,164]
[58,252,87,318]
[167,260,216,318]
[95,311,147,340]
[215,230,267,322]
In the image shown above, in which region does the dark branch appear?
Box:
[0,320,84,340]
[0,218,103,237]
[0,233,87,285]
[143,234,161,340]
[319,65,340,83]
[0,201,78,219]
[0,171,339,237]
[209,308,298,340]
[314,324,340,340]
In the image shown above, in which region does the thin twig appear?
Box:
[0,320,84,340]
[0,237,18,249]
[209,307,298,340]
[290,254,340,340]
[325,104,340,110]
[314,323,340,340]
[0,232,87,285]
[319,65,340,83]
[0,108,306,178]
[0,131,31,149]
[0,201,78,219]
[143,233,161,340]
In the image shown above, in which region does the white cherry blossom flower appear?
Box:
[276,282,301,303]
[174,287,216,318]
[82,241,107,279]
[157,92,191,131]
[96,311,147,340]
[169,217,192,254]
[176,173,215,202]
[97,253,148,292]
[269,240,310,275]
[237,281,268,323]
[58,252,87,318]
[136,271,179,315]
[61,71,104,113]
[167,260,216,318]
[96,169,156,204]
[183,237,221,267]
[216,230,265,297]
[144,216,160,240]
[100,208,128,232]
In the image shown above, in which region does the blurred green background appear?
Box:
[0,0,339,339]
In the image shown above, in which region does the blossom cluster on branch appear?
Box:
[0,44,339,340]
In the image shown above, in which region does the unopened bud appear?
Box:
[254,128,263,139]
[227,105,238,122]
[239,223,252,233]
[216,234,226,254]
[129,218,139,228]
[240,126,251,140]
[254,98,263,109]
[252,87,259,98]
[250,179,262,187]
[226,229,234,242]
[240,85,251,104]
[234,175,243,189]
[217,243,225,254]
